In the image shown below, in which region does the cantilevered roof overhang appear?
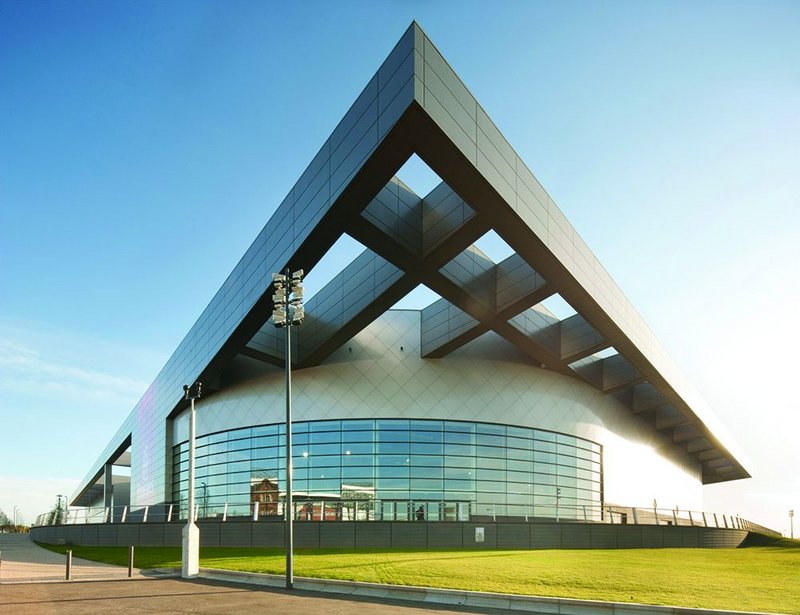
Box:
[73,22,749,504]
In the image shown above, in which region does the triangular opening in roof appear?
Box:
[593,346,618,359]
[302,233,368,302]
[391,283,441,310]
[473,229,515,264]
[538,293,578,320]
[245,233,369,362]
[396,153,441,196]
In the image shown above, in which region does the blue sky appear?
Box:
[1,1,798,532]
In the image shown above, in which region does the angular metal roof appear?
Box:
[73,22,748,505]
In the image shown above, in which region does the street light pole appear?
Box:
[790,509,795,539]
[271,268,304,590]
[182,381,202,578]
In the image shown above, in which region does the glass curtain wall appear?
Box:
[172,419,602,521]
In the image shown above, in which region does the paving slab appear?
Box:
[0,577,508,615]
[0,534,153,583]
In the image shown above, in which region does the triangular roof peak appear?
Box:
[74,23,748,506]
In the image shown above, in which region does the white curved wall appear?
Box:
[173,310,702,510]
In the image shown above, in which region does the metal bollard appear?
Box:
[66,549,73,581]
[128,545,135,578]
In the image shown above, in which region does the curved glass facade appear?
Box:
[172,419,602,521]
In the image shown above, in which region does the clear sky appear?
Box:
[1,1,798,533]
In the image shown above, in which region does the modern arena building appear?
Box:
[35,23,762,549]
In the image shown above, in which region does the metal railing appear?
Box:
[33,501,779,535]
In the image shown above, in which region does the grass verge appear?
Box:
[40,536,800,614]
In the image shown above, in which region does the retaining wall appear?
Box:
[31,521,749,549]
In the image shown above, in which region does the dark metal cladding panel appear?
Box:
[495,254,548,312]
[422,183,476,253]
[439,246,496,309]
[507,308,560,357]
[560,313,607,361]
[602,355,642,391]
[420,299,480,356]
[297,249,404,360]
[362,177,423,255]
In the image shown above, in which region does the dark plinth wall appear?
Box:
[32,522,749,550]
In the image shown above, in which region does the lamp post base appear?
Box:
[181,522,200,578]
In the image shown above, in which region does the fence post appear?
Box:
[128,546,134,578]
[66,550,73,581]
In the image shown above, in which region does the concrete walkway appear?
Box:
[198,568,779,615]
[0,578,509,615]
[0,534,155,583]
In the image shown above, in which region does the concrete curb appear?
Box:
[194,568,779,615]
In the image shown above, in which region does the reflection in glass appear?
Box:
[172,418,602,521]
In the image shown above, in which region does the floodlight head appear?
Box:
[290,304,305,323]
[183,382,202,400]
[272,305,287,327]
[291,269,304,280]
[272,272,287,283]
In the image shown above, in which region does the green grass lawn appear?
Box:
[41,535,800,614]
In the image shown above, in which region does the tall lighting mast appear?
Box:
[271,268,304,589]
[181,381,202,578]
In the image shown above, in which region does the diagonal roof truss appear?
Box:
[237,23,749,485]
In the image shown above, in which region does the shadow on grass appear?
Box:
[738,533,800,549]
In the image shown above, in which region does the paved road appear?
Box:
[0,577,508,614]
[0,534,149,583]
